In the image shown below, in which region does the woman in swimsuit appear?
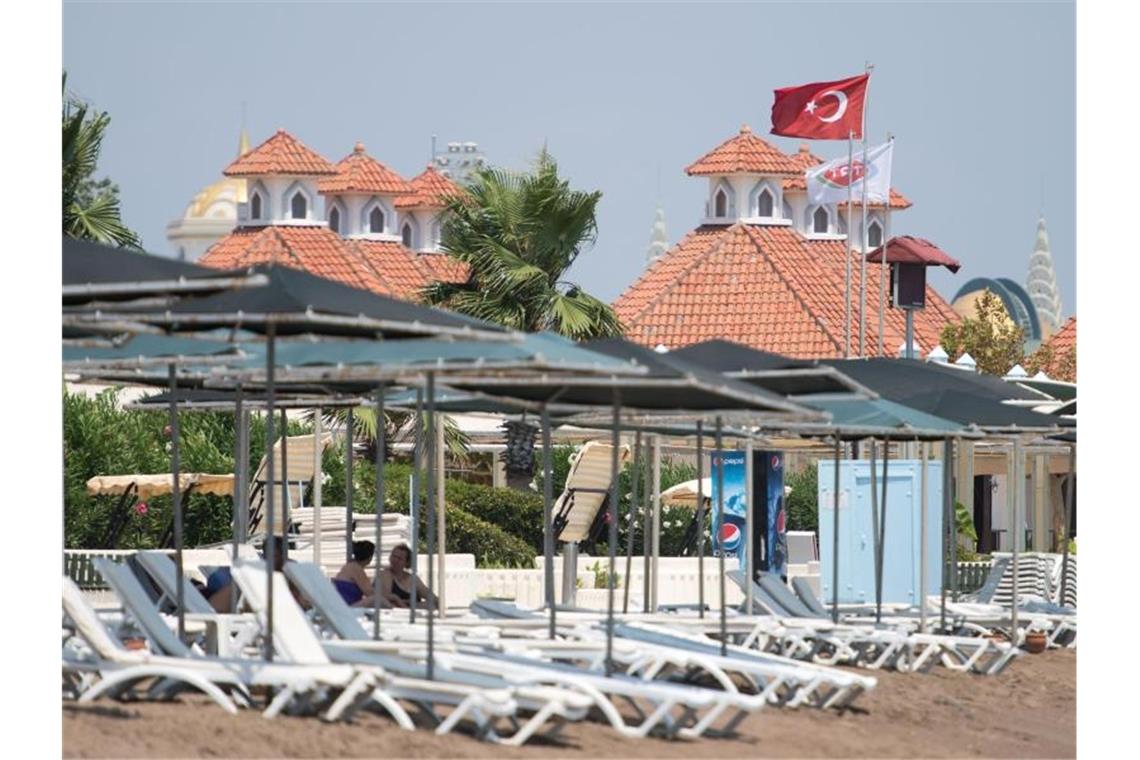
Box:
[380,543,437,610]
[333,540,379,607]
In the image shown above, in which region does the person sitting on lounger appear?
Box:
[380,543,437,610]
[206,536,302,612]
[333,540,382,607]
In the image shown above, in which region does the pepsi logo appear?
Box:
[719,522,742,552]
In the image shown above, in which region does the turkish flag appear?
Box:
[770,73,869,140]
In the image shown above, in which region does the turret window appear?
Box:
[714,189,728,217]
[813,206,829,234]
[290,191,308,220]
[369,207,385,234]
[868,219,884,248]
[757,188,774,217]
[782,199,792,221]
[402,222,414,248]
[328,206,341,234]
[250,191,263,220]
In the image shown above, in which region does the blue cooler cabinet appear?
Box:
[817,459,942,605]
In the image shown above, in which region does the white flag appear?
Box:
[805,140,893,206]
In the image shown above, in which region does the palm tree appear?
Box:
[422,150,622,339]
[63,74,140,248]
[308,406,470,465]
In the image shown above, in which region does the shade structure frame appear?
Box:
[373,386,386,641]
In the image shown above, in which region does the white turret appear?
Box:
[647,206,668,265]
[1026,215,1063,334]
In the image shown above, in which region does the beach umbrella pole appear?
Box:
[232,386,243,568]
[345,407,353,565]
[280,409,289,561]
[642,434,652,613]
[696,421,705,618]
[920,440,929,633]
[623,432,640,614]
[869,439,880,624]
[651,435,661,612]
[313,408,322,570]
[373,386,385,639]
[1060,443,1075,603]
[167,363,185,642]
[1010,439,1020,635]
[606,389,621,677]
[410,389,423,624]
[877,439,890,622]
[426,372,437,680]
[745,437,754,615]
[831,437,840,623]
[941,437,953,630]
[541,405,555,638]
[263,323,276,662]
[715,417,727,657]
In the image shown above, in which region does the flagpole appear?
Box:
[879,134,894,357]
[859,63,872,357]
[845,129,854,359]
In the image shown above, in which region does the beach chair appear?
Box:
[229,560,546,744]
[247,433,332,539]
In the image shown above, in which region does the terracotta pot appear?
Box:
[1024,631,1047,654]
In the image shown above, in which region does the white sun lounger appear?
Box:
[229,560,552,744]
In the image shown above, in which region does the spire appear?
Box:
[238,101,249,157]
[647,205,667,265]
[1026,214,1063,333]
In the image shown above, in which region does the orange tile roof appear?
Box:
[614,222,959,359]
[224,129,337,177]
[394,166,464,209]
[198,225,394,296]
[1036,315,1076,380]
[1049,315,1076,355]
[686,125,803,177]
[837,188,913,210]
[348,240,471,301]
[317,143,413,195]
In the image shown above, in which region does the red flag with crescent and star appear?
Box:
[770,73,869,140]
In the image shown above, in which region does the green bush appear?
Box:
[785,465,818,533]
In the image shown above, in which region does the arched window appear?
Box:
[328,206,341,234]
[290,191,307,220]
[868,219,883,248]
[782,199,792,221]
[249,191,263,220]
[401,222,413,248]
[369,206,385,234]
[757,188,774,217]
[714,189,728,217]
[813,206,829,234]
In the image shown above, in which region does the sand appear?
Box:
[63,649,1074,759]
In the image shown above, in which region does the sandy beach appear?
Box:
[63,649,1074,759]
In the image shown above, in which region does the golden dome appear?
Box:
[181,127,251,220]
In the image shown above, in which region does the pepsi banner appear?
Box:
[710,450,748,570]
[710,449,787,579]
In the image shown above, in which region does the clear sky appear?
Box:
[63,0,1075,317]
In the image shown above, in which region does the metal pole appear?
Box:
[744,437,754,614]
[696,420,705,618]
[905,309,915,360]
[941,437,953,631]
[1060,444,1075,604]
[831,437,841,623]
[878,439,890,622]
[425,372,436,680]
[606,389,621,677]
[373,386,385,640]
[232,386,243,567]
[541,405,555,638]
[410,388,423,624]
[344,407,353,565]
[642,434,652,613]
[436,413,446,614]
[869,438,880,623]
[845,130,854,358]
[313,408,323,569]
[280,409,289,562]
[715,418,727,657]
[623,432,640,614]
[167,364,185,642]
[859,136,869,357]
[263,323,276,662]
[651,435,661,612]
[1011,438,1021,636]
[919,441,929,633]
[878,137,893,357]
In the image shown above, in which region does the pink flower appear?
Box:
[135,501,149,516]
